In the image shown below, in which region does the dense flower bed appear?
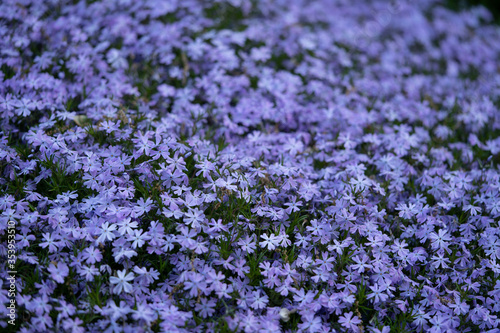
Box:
[1,0,500,332]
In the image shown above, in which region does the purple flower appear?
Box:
[184,272,208,297]
[260,233,280,250]
[195,298,216,318]
[48,262,69,283]
[82,246,102,264]
[96,222,117,243]
[367,283,389,304]
[250,290,269,309]
[126,229,151,249]
[132,302,157,323]
[110,270,135,294]
[338,312,361,332]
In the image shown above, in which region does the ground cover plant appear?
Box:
[1,0,500,332]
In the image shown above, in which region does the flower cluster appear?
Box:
[1,0,500,332]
